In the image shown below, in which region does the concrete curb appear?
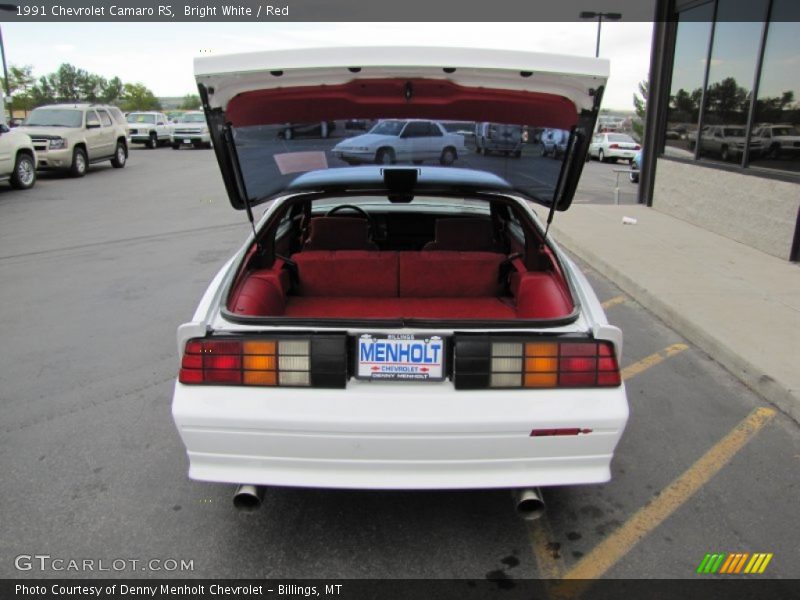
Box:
[554,229,800,425]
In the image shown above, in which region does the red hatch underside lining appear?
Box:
[225,78,579,130]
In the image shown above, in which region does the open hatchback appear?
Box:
[172,46,628,510]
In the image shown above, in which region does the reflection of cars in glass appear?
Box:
[753,124,800,159]
[665,124,688,140]
[541,128,569,159]
[344,119,370,131]
[474,122,523,157]
[16,104,128,177]
[176,46,628,514]
[0,123,37,189]
[279,121,335,140]
[689,125,763,162]
[333,119,465,165]
[588,132,641,163]
[630,150,642,183]
[170,111,212,149]
[126,111,171,149]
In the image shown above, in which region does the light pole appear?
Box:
[0,4,17,97]
[580,11,622,58]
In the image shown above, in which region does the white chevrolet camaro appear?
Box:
[172,46,629,518]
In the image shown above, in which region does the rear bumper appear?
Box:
[172,380,629,489]
[605,149,637,160]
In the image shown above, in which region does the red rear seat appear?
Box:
[398,251,505,297]
[294,250,398,297]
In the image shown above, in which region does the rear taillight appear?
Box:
[634,144,641,150]
[179,335,346,388]
[609,143,620,149]
[454,337,621,390]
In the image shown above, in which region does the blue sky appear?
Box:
[1,22,653,110]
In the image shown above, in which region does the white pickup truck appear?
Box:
[126,111,171,149]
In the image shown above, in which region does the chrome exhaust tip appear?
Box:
[233,484,266,511]
[513,487,546,521]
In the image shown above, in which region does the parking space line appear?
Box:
[621,343,689,381]
[555,407,776,586]
[528,517,563,580]
[601,295,626,310]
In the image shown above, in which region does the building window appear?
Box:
[695,0,767,166]
[748,0,800,174]
[665,2,714,159]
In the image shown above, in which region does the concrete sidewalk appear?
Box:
[535,203,800,423]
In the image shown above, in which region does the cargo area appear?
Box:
[227,213,575,322]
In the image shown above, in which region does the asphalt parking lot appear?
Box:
[0,145,796,583]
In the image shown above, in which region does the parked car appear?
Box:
[344,119,370,131]
[689,125,763,161]
[630,149,642,183]
[175,46,628,515]
[541,128,569,159]
[170,111,211,149]
[665,124,688,140]
[753,124,800,159]
[0,123,37,189]
[588,132,641,163]
[474,122,523,156]
[127,111,171,149]
[16,103,128,177]
[279,121,335,140]
[333,119,465,165]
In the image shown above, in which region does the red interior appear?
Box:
[226,79,579,131]
[229,250,573,321]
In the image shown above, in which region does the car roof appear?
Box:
[41,103,106,108]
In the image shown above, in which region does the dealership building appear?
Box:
[641,0,800,261]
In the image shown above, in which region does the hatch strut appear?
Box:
[544,129,578,239]
[543,85,605,241]
[221,124,260,247]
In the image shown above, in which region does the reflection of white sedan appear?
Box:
[333,119,464,165]
[588,132,641,163]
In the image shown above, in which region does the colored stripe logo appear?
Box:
[696,552,773,574]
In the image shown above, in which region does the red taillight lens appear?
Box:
[634,144,641,150]
[178,337,310,387]
[487,340,621,388]
[609,143,620,149]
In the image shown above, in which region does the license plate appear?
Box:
[183,138,192,144]
[357,334,445,381]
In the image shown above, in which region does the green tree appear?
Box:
[631,79,648,141]
[120,82,162,111]
[0,65,37,112]
[51,63,82,101]
[704,77,747,124]
[100,77,124,104]
[178,94,201,110]
[29,75,55,106]
[670,88,697,122]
